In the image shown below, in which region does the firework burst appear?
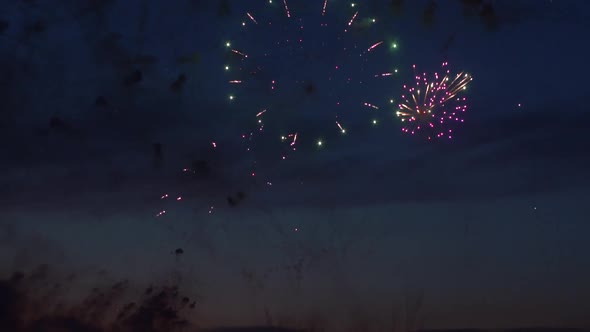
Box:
[396,61,472,140]
[225,1,398,167]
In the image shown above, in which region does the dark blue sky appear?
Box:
[1,1,590,330]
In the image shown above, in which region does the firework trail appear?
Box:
[396,61,472,140]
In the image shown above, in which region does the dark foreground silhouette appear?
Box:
[1,266,588,332]
[203,329,301,332]
[0,266,196,332]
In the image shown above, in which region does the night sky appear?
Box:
[1,1,590,331]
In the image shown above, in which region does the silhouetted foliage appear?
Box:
[49,116,77,136]
[153,143,163,169]
[94,32,128,66]
[192,159,211,177]
[218,0,231,17]
[24,19,46,35]
[0,267,198,332]
[304,82,316,95]
[227,191,247,207]
[422,0,437,27]
[177,52,200,65]
[458,0,500,30]
[441,33,455,53]
[479,3,499,31]
[73,0,117,19]
[204,328,303,332]
[227,195,238,207]
[95,96,109,108]
[123,69,142,86]
[459,0,482,8]
[0,20,8,34]
[170,74,187,92]
[0,277,20,330]
[390,0,404,16]
[124,54,158,66]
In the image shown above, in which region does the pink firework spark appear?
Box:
[231,49,248,58]
[283,0,291,18]
[363,102,379,110]
[367,41,383,52]
[247,12,258,24]
[348,11,358,26]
